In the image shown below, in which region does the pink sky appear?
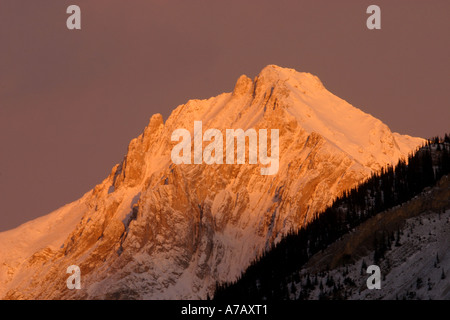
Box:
[0,0,449,231]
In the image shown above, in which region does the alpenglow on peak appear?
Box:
[0,65,423,300]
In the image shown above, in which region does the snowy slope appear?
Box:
[0,195,88,291]
[290,209,450,300]
[288,175,450,300]
[0,65,424,299]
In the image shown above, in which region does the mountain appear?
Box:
[0,65,424,299]
[214,140,450,300]
[301,176,450,300]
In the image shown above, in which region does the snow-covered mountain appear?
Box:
[0,65,424,299]
[287,174,450,300]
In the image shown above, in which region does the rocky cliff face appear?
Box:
[0,65,424,299]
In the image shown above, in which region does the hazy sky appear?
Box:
[0,0,449,231]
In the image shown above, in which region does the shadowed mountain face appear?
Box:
[0,65,424,299]
[302,175,450,300]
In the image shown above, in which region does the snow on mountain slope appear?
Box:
[290,175,450,300]
[0,65,424,299]
[357,210,450,300]
[0,195,88,291]
[290,210,450,300]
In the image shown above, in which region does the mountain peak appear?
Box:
[232,74,253,97]
[256,64,323,89]
[258,64,292,75]
[255,64,293,85]
[0,65,425,300]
